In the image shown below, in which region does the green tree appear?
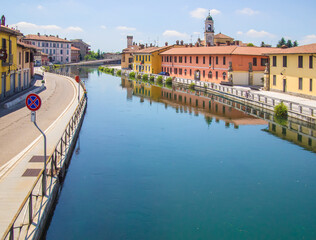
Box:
[277,37,286,48]
[293,40,299,47]
[286,40,293,48]
[247,43,254,47]
[260,41,265,47]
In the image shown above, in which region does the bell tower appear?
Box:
[204,11,214,46]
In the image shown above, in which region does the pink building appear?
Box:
[160,45,274,86]
[23,33,71,64]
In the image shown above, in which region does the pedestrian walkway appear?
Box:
[0,71,84,238]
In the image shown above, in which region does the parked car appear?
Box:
[158,72,170,76]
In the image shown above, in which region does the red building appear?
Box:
[160,45,274,86]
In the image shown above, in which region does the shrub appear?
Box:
[110,68,115,74]
[137,74,141,80]
[166,77,173,86]
[117,70,121,76]
[142,74,148,81]
[149,76,155,82]
[129,72,135,79]
[274,102,288,118]
[189,82,195,90]
[157,76,163,85]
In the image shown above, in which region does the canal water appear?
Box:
[45,68,316,240]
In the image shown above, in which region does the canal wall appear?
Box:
[1,78,87,240]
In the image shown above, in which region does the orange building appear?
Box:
[160,45,274,86]
[71,46,80,63]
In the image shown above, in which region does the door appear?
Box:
[1,73,6,99]
[283,78,286,92]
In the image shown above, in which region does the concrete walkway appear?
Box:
[0,70,84,238]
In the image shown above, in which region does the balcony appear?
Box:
[2,54,13,67]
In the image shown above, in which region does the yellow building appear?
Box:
[267,44,316,98]
[121,45,140,70]
[0,22,23,100]
[133,45,172,74]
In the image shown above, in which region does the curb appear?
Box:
[3,85,46,109]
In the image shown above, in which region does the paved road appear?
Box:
[0,71,75,167]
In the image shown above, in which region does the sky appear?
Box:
[3,0,316,52]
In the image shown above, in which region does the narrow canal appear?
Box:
[45,68,316,240]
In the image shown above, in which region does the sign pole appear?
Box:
[32,112,47,196]
[26,94,46,196]
[75,76,80,103]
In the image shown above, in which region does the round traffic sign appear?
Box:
[75,75,80,83]
[25,93,41,111]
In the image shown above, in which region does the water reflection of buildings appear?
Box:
[121,76,316,153]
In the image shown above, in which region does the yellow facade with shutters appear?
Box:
[134,54,153,73]
[0,26,21,100]
[269,54,316,98]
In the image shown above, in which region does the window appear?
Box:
[283,56,287,67]
[42,42,44,47]
[273,75,276,86]
[223,56,226,65]
[261,58,268,66]
[208,71,212,78]
[50,49,52,54]
[19,52,21,64]
[46,49,48,54]
[53,49,56,54]
[179,68,182,75]
[184,69,187,75]
[136,56,138,61]
[203,70,205,78]
[203,56,205,64]
[282,127,286,136]
[61,44,63,48]
[60,50,63,54]
[38,42,40,47]
[298,56,303,68]
[149,56,151,61]
[53,43,56,48]
[216,56,218,64]
[190,69,192,76]
[253,57,257,66]
[272,56,277,67]
[310,79,313,92]
[309,55,313,69]
[196,56,198,64]
[57,43,59,48]
[190,56,192,63]
[299,77,303,90]
[25,52,29,63]
[179,56,182,63]
[67,50,69,55]
[50,43,52,47]
[209,56,212,66]
[216,71,218,79]
[145,55,147,61]
[174,56,177,62]
[223,72,227,80]
[174,68,178,74]
[185,56,187,63]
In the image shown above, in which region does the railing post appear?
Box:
[29,194,33,224]
[9,225,14,240]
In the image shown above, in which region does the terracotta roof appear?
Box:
[214,33,234,39]
[17,41,40,50]
[24,34,71,43]
[134,45,171,54]
[122,45,141,53]
[160,46,277,56]
[0,25,23,36]
[71,46,80,51]
[265,43,316,55]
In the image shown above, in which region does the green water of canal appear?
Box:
[45,68,316,240]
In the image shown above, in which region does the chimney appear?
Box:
[150,43,153,47]
[180,40,184,45]
[207,42,211,47]
[185,44,188,47]
[216,42,220,46]
[37,32,40,36]
[165,42,168,46]
[226,41,231,46]
[140,44,145,49]
[195,42,199,47]
[57,35,59,38]
[235,40,240,46]
[189,43,193,47]
[146,43,148,48]
[176,40,179,45]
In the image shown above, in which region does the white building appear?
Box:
[23,33,71,64]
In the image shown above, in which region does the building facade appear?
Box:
[71,46,80,63]
[71,39,90,60]
[0,21,23,100]
[23,34,71,64]
[160,46,272,85]
[267,44,316,98]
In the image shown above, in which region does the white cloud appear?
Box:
[300,35,316,45]
[116,26,136,31]
[236,8,259,16]
[37,5,44,10]
[66,26,83,32]
[163,30,189,39]
[241,29,275,38]
[190,8,221,19]
[100,25,107,30]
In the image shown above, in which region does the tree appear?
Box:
[277,37,286,48]
[260,41,265,47]
[286,40,293,48]
[247,43,254,47]
[293,40,299,47]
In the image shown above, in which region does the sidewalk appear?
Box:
[0,71,84,237]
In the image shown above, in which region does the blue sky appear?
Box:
[3,0,316,52]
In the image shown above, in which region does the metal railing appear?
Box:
[121,69,316,121]
[1,78,87,240]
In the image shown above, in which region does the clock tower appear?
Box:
[204,12,214,46]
